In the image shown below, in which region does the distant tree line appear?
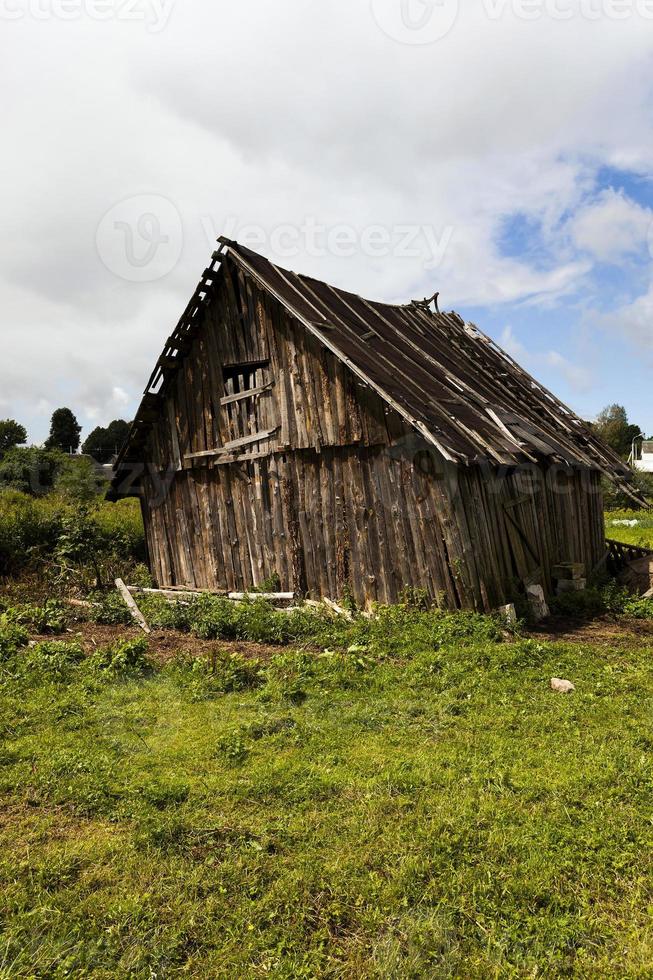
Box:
[590,404,647,460]
[0,409,131,500]
[81,419,131,463]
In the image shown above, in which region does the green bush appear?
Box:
[0,447,66,496]
[551,581,653,620]
[0,490,145,583]
[87,590,133,626]
[20,641,85,680]
[54,457,109,504]
[3,599,67,634]
[167,649,264,702]
[0,614,29,661]
[87,637,151,677]
[622,594,653,619]
[0,491,64,576]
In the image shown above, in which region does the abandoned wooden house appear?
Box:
[111,239,640,611]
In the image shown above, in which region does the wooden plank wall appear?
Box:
[141,446,606,611]
[145,263,399,472]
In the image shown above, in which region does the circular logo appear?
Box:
[96,194,183,283]
[370,0,459,44]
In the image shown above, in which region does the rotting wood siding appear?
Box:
[146,263,405,471]
[140,445,605,611]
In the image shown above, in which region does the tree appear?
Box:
[0,447,65,495]
[81,419,130,463]
[45,408,81,454]
[55,456,109,504]
[0,419,27,459]
[592,404,642,460]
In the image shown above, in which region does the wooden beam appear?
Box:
[127,585,295,602]
[115,578,151,634]
[184,427,279,461]
[219,381,274,406]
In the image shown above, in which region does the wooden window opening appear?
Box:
[220,359,275,455]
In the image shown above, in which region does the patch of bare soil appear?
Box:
[527,616,653,646]
[36,619,288,663]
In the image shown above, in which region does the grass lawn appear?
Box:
[3,614,653,977]
[606,508,653,550]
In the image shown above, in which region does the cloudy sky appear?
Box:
[2,0,653,444]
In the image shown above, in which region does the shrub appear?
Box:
[20,641,85,680]
[216,731,250,764]
[0,448,66,496]
[0,491,64,576]
[167,649,264,701]
[550,587,613,619]
[185,595,299,645]
[5,600,67,634]
[87,637,151,677]
[54,457,109,505]
[622,594,653,619]
[0,614,29,661]
[551,582,653,621]
[261,651,315,704]
[0,490,145,582]
[87,590,133,626]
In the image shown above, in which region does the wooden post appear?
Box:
[115,578,151,634]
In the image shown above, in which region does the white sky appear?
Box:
[1,0,653,440]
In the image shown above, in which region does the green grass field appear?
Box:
[3,612,653,977]
[1,494,653,977]
[605,508,653,550]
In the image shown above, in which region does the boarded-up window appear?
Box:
[220,359,274,448]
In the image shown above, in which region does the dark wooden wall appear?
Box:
[147,262,406,470]
[139,263,606,611]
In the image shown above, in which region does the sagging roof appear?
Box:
[114,238,639,493]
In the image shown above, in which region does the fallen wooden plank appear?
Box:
[322,597,354,621]
[115,578,151,634]
[228,591,294,601]
[127,585,294,603]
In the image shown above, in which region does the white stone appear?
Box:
[550,678,575,694]
[527,584,550,621]
[497,603,517,625]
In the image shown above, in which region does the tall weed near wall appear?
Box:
[0,491,145,586]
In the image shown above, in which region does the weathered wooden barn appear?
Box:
[111,239,639,611]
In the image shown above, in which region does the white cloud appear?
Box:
[595,279,653,350]
[1,3,653,440]
[500,326,592,392]
[570,188,653,261]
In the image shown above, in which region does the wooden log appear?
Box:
[322,597,354,620]
[115,578,151,634]
[127,585,294,602]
